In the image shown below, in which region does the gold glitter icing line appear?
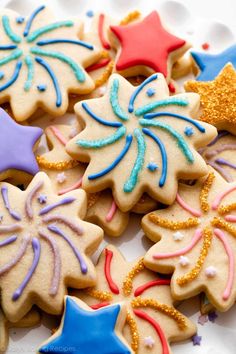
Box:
[199,173,215,212]
[87,192,101,209]
[85,288,113,301]
[218,203,236,215]
[177,227,212,286]
[95,60,114,88]
[122,258,145,296]
[119,11,141,25]
[148,213,199,230]
[131,297,187,330]
[126,311,139,353]
[211,217,236,238]
[100,50,110,59]
[36,156,78,170]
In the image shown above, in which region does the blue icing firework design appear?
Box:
[76,74,207,192]
[0,5,94,107]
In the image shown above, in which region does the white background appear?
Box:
[1,0,236,353]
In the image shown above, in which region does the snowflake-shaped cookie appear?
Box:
[72,245,196,354]
[0,5,100,121]
[0,172,103,322]
[66,72,217,211]
[143,169,236,311]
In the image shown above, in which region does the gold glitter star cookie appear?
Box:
[71,245,196,354]
[143,168,236,311]
[185,63,236,134]
[0,5,101,121]
[66,72,217,211]
[0,172,103,322]
[0,308,40,352]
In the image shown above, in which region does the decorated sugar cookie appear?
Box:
[38,124,129,237]
[191,44,236,81]
[72,246,196,354]
[108,11,190,81]
[0,108,42,183]
[0,5,101,121]
[66,72,217,211]
[200,131,236,182]
[38,296,133,354]
[185,63,236,134]
[143,169,236,311]
[0,172,103,322]
[0,308,40,353]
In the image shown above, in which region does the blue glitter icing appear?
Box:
[184,126,194,136]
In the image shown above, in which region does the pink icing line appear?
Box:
[58,177,83,195]
[105,200,117,222]
[214,228,234,301]
[42,214,83,235]
[225,215,236,222]
[25,181,43,219]
[212,185,236,210]
[176,193,202,217]
[49,126,68,146]
[153,229,202,259]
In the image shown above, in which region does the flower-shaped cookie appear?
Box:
[73,245,196,354]
[66,72,217,211]
[200,130,236,182]
[185,63,236,134]
[143,169,236,311]
[0,5,100,121]
[0,172,103,322]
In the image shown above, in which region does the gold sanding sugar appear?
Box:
[185,63,236,126]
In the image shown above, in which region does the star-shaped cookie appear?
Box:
[72,245,196,354]
[109,11,190,81]
[191,44,236,81]
[0,108,42,182]
[143,168,236,311]
[0,172,103,322]
[185,63,236,134]
[66,72,217,211]
[38,296,133,354]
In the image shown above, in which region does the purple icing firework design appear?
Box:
[0,5,94,106]
[76,73,207,193]
[200,131,236,182]
[0,174,89,302]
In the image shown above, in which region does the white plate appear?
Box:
[4,0,236,353]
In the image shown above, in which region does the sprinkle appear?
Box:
[184,126,193,136]
[85,288,113,301]
[144,336,155,348]
[205,266,217,278]
[122,258,145,296]
[36,156,78,170]
[192,334,202,346]
[208,311,218,323]
[0,72,4,80]
[37,84,47,92]
[199,173,215,212]
[86,10,94,17]
[56,172,66,184]
[126,311,139,352]
[37,194,47,204]
[179,255,190,267]
[202,42,210,50]
[147,162,158,172]
[16,16,25,24]
[146,88,155,97]
[198,314,208,326]
[148,213,199,230]
[173,231,184,241]
[131,297,187,330]
[177,227,213,286]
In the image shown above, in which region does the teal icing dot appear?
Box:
[184,126,194,136]
[0,72,4,80]
[147,162,158,171]
[146,88,155,97]
[37,84,47,92]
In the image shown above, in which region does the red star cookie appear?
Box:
[109,11,189,81]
